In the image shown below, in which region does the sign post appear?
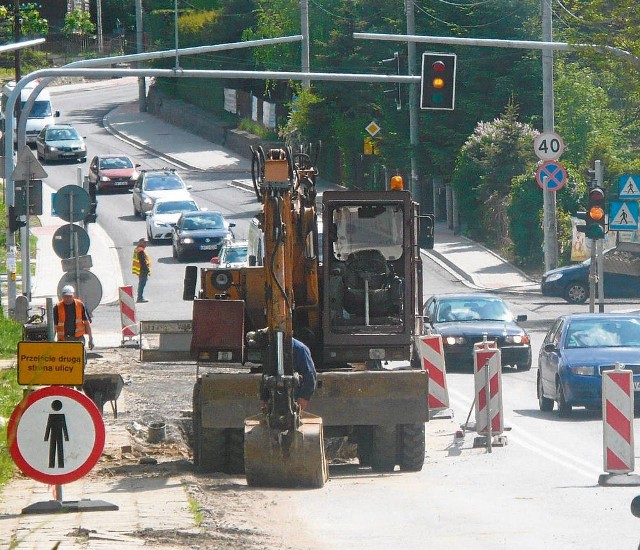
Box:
[7,386,117,514]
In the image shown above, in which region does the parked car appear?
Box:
[423,293,532,370]
[537,313,640,416]
[146,197,199,242]
[89,154,140,193]
[172,211,235,261]
[132,168,192,218]
[212,240,248,268]
[541,247,640,304]
[35,124,86,163]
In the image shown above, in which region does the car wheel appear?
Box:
[176,247,184,262]
[564,283,588,304]
[557,380,572,417]
[173,245,178,259]
[146,227,153,242]
[537,371,554,412]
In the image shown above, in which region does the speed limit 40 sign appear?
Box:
[534,132,565,161]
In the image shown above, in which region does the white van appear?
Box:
[1,80,60,145]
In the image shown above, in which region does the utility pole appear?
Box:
[96,0,104,54]
[136,0,146,111]
[542,0,558,271]
[13,0,21,82]
[300,0,310,89]
[405,0,419,202]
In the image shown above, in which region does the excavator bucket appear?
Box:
[244,411,328,488]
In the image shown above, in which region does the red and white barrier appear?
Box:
[119,285,138,344]
[415,333,449,411]
[473,340,503,436]
[602,364,634,474]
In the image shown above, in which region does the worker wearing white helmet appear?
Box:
[53,285,94,349]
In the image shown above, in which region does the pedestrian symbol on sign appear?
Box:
[45,400,69,468]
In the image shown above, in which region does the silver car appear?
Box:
[132,168,192,218]
[146,197,200,241]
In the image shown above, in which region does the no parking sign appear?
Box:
[536,161,567,191]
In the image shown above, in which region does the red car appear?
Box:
[88,154,140,193]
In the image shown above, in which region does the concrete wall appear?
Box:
[146,84,266,160]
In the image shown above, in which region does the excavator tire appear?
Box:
[192,382,226,473]
[354,426,373,467]
[370,425,398,472]
[398,423,425,472]
[244,412,328,488]
[225,428,245,474]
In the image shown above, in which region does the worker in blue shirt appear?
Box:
[260,337,317,411]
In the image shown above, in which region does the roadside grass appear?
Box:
[187,494,204,526]
[0,368,23,486]
[0,317,21,359]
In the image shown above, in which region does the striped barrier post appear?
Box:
[602,364,634,474]
[473,339,503,440]
[415,333,449,412]
[119,285,138,345]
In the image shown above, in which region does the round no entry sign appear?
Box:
[536,161,567,191]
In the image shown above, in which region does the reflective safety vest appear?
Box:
[132,246,151,276]
[56,300,85,340]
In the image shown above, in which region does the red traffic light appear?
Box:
[432,61,446,73]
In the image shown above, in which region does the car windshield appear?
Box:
[222,247,248,263]
[565,318,640,348]
[144,175,184,191]
[182,213,225,230]
[46,128,79,141]
[24,100,51,118]
[100,156,133,170]
[156,200,197,214]
[436,298,511,322]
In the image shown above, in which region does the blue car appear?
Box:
[541,248,640,304]
[537,313,640,417]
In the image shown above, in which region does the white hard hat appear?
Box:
[62,285,75,296]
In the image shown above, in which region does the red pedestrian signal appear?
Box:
[421,53,456,110]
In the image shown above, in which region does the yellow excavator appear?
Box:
[186,144,430,488]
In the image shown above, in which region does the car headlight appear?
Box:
[99,176,111,182]
[545,273,563,282]
[47,146,59,151]
[445,336,466,346]
[143,197,154,205]
[181,237,194,244]
[504,335,530,345]
[570,366,596,375]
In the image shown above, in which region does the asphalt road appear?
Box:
[42,81,640,549]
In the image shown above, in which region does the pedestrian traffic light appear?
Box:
[420,53,456,110]
[382,51,402,111]
[8,205,26,233]
[576,187,606,240]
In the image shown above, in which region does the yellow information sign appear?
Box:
[17,341,85,386]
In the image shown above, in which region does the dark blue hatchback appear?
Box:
[537,313,640,417]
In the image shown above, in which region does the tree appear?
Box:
[62,9,96,38]
[0,3,48,41]
[452,99,538,251]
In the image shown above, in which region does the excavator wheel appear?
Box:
[370,425,398,472]
[226,429,245,474]
[354,426,373,467]
[398,423,425,472]
[192,382,226,473]
[244,412,328,488]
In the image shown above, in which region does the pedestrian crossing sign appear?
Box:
[619,175,640,199]
[609,200,639,231]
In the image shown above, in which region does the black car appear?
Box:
[172,211,235,261]
[423,293,532,370]
[541,247,640,304]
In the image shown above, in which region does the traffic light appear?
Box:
[8,205,26,233]
[382,51,402,111]
[421,53,456,110]
[576,187,606,240]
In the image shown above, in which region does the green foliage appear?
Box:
[63,9,96,38]
[452,100,538,250]
[0,318,21,360]
[0,3,48,41]
[0,368,21,486]
[238,117,278,140]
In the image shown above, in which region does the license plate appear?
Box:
[634,381,640,391]
[200,245,217,250]
[114,181,128,186]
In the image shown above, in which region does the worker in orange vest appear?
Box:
[53,285,94,349]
